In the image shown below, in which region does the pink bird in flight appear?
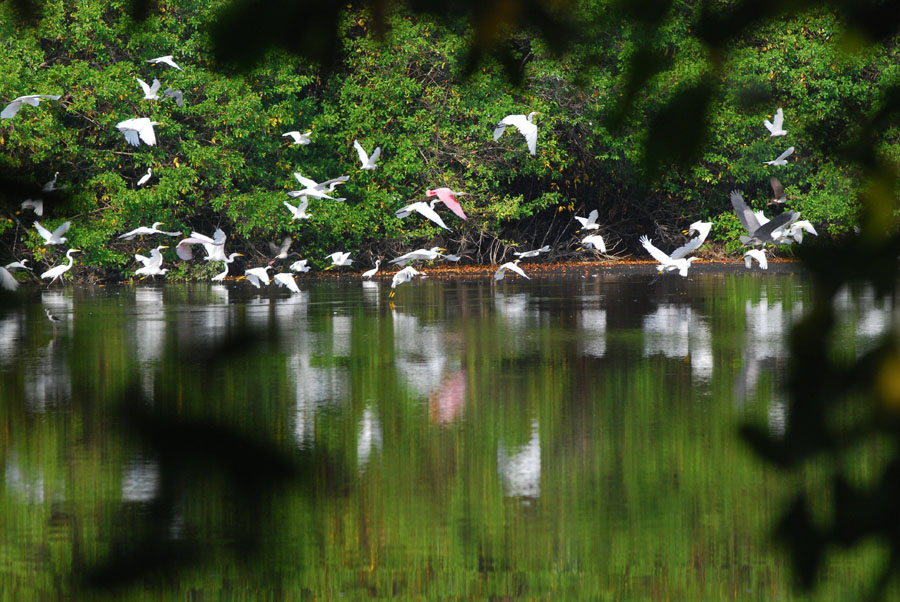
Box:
[426,187,468,220]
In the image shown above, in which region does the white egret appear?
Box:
[744,249,768,270]
[788,220,818,243]
[137,168,153,187]
[283,130,312,145]
[244,265,273,287]
[283,197,311,220]
[289,173,349,201]
[580,234,607,253]
[763,108,787,137]
[34,221,71,245]
[175,229,227,260]
[513,245,551,259]
[290,259,310,273]
[426,187,467,220]
[135,246,169,279]
[324,252,353,269]
[161,88,184,106]
[116,118,159,146]
[730,190,800,245]
[494,259,530,281]
[362,260,381,279]
[668,221,713,260]
[118,222,180,240]
[0,267,18,291]
[639,235,697,277]
[395,200,451,231]
[21,199,43,216]
[41,249,80,286]
[273,273,302,293]
[389,247,446,266]
[768,176,786,206]
[389,266,423,297]
[136,78,161,100]
[574,209,600,231]
[147,55,183,71]
[1,94,61,119]
[5,259,31,271]
[763,146,794,166]
[268,237,293,265]
[493,111,539,155]
[42,172,66,192]
[212,253,243,282]
[353,139,381,170]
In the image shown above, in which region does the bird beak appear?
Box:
[73,249,82,253]
[160,245,169,249]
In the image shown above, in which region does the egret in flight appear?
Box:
[273,273,302,293]
[426,188,467,220]
[324,252,353,269]
[494,259,530,281]
[244,265,273,287]
[283,130,312,145]
[289,173,349,201]
[268,237,293,265]
[763,108,787,137]
[41,249,81,286]
[574,209,600,231]
[353,139,381,170]
[668,220,713,260]
[147,55,183,71]
[763,147,794,166]
[116,118,159,146]
[1,94,61,119]
[118,222,180,240]
[290,259,310,273]
[175,229,227,261]
[389,266,423,297]
[212,253,243,282]
[21,199,43,216]
[395,200,451,231]
[493,111,539,155]
[389,247,447,266]
[639,236,697,277]
[35,221,71,245]
[136,78,161,100]
[4,259,31,272]
[0,266,18,291]
[134,246,169,279]
[284,197,311,220]
[580,234,607,253]
[744,249,768,270]
[513,245,551,259]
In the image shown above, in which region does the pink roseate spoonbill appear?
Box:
[763,108,787,137]
[1,94,61,119]
[493,111,539,155]
[175,228,227,260]
[427,187,467,220]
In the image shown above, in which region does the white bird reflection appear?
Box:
[24,337,71,412]
[134,288,166,398]
[578,309,607,357]
[356,406,383,473]
[5,452,44,503]
[497,420,541,499]
[290,330,349,448]
[0,310,24,365]
[361,279,381,307]
[833,284,895,342]
[121,459,160,502]
[642,305,713,381]
[392,309,448,397]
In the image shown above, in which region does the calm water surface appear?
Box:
[0,267,895,600]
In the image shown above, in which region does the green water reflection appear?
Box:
[0,269,895,599]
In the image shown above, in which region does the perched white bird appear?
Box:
[580,234,607,253]
[34,221,71,245]
[730,190,800,245]
[574,209,600,231]
[0,266,19,291]
[763,146,794,166]
[395,200,451,231]
[42,172,66,192]
[273,272,302,293]
[116,118,159,146]
[639,235,697,277]
[5,259,31,271]
[426,188,467,220]
[41,249,80,286]
[288,173,349,201]
[175,228,227,260]
[21,199,43,216]
[362,260,381,279]
[513,245,551,259]
[1,94,61,119]
[290,259,311,273]
[137,168,153,187]
[389,266,423,296]
[283,130,312,145]
[283,197,311,220]
[147,55,183,71]
[161,88,184,107]
[136,78,161,100]
[768,176,786,206]
[135,246,169,279]
[244,265,273,288]
[763,108,787,137]
[211,252,243,282]
[324,252,353,269]
[668,221,713,260]
[494,259,530,281]
[389,247,446,266]
[118,221,180,240]
[744,249,768,270]
[493,111,539,155]
[353,139,381,170]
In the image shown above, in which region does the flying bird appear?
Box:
[763,146,794,166]
[175,228,227,260]
[289,173,349,201]
[42,172,66,192]
[513,245,551,259]
[0,267,19,291]
[136,78,161,100]
[273,273,302,294]
[668,221,713,260]
[137,168,153,187]
[41,249,81,286]
[744,249,768,270]
[289,259,310,273]
[34,221,71,245]
[118,222,180,240]
[21,199,43,216]
[639,236,697,277]
[268,237,293,265]
[134,246,169,279]
[283,197,311,220]
[116,118,159,146]
[353,139,381,170]
[395,200,451,231]
[426,188,467,220]
[211,252,243,282]
[574,209,600,231]
[580,234,606,253]
[1,94,61,119]
[493,111,539,155]
[763,108,787,137]
[494,259,530,281]
[283,130,312,145]
[244,266,273,288]
[389,266,424,296]
[161,88,184,106]
[768,176,786,206]
[4,259,31,271]
[730,190,800,245]
[324,252,353,269]
[147,55,183,71]
[389,247,447,266]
